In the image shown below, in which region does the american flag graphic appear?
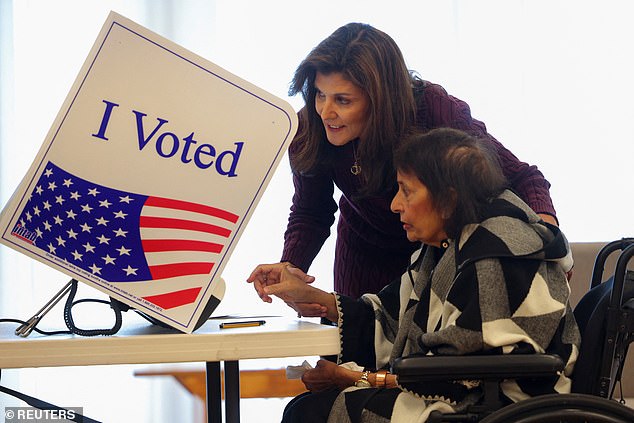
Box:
[10,161,239,310]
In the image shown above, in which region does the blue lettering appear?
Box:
[92,100,119,140]
[181,132,197,163]
[216,142,244,177]
[11,223,37,245]
[133,110,169,150]
[122,108,243,177]
[194,143,216,169]
[155,132,180,158]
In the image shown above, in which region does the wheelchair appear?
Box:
[392,238,634,422]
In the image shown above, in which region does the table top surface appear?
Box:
[0,315,340,369]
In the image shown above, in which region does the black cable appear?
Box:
[0,280,114,422]
[0,384,102,423]
[0,299,126,336]
[63,279,123,336]
[1,279,172,337]
[2,278,177,337]
[0,319,72,336]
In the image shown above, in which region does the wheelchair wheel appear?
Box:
[480,393,634,423]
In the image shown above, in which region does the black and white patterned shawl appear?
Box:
[328,190,580,422]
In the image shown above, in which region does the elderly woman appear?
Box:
[248,128,580,423]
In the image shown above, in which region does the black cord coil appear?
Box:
[63,279,123,336]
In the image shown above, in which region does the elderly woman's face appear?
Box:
[314,72,370,146]
[391,170,448,246]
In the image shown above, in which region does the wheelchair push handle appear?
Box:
[610,242,634,309]
[591,238,634,289]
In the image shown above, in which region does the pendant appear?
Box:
[351,162,361,175]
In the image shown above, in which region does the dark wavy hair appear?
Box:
[289,23,417,196]
[393,128,508,239]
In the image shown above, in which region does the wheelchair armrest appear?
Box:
[392,354,565,383]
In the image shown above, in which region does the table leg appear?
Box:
[224,360,240,423]
[206,361,222,423]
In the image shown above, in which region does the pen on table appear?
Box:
[219,320,266,329]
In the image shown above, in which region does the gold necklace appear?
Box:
[350,142,361,175]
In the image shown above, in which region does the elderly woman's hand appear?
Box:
[262,265,318,304]
[285,301,329,318]
[261,266,339,322]
[301,359,358,392]
[246,262,314,303]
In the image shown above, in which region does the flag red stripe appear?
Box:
[149,262,214,280]
[142,239,223,253]
[142,286,202,309]
[146,196,239,223]
[139,216,231,237]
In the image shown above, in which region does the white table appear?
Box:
[0,316,340,423]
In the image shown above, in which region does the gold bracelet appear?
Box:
[375,369,388,388]
[355,370,372,388]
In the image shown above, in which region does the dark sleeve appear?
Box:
[280,151,338,272]
[337,275,404,369]
[423,82,557,218]
[337,294,378,368]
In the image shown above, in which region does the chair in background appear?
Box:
[392,238,634,422]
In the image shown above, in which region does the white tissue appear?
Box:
[286,360,313,379]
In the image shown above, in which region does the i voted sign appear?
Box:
[0,11,297,333]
